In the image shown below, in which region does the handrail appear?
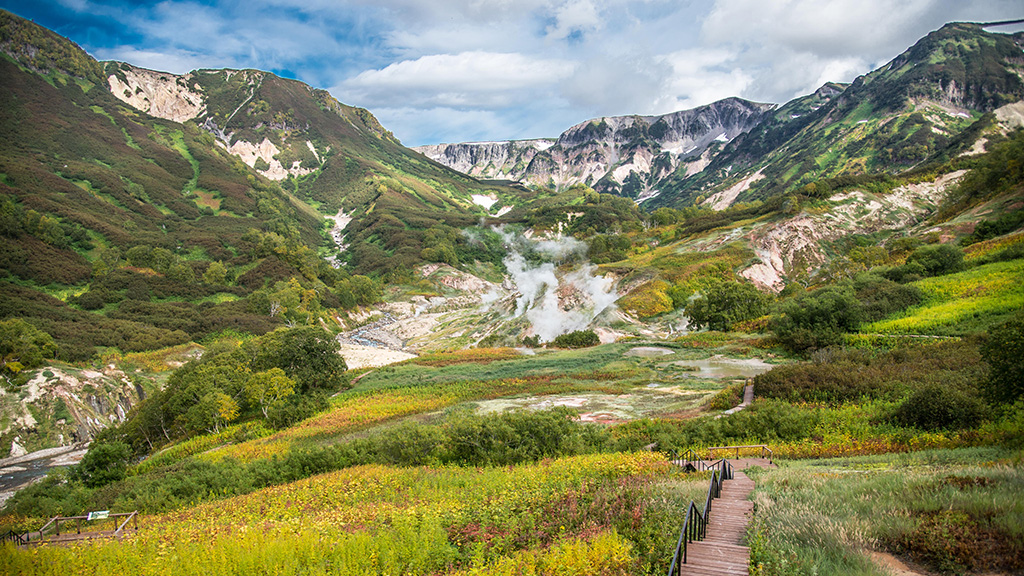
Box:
[0,529,28,546]
[707,444,773,461]
[666,463,733,576]
[114,511,138,537]
[9,512,139,547]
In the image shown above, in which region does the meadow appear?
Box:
[747,447,1024,576]
[1,452,712,575]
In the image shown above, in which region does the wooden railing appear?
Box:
[666,460,734,575]
[707,444,773,461]
[5,511,138,547]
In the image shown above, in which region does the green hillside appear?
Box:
[655,23,1024,207]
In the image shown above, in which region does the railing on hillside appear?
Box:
[8,511,138,547]
[0,529,28,546]
[707,444,773,461]
[666,461,733,575]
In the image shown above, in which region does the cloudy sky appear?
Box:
[4,1,1023,146]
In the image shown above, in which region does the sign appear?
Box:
[87,510,109,521]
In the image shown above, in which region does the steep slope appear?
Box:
[421,23,1024,212]
[102,60,526,275]
[416,98,774,200]
[655,22,1024,208]
[0,9,522,366]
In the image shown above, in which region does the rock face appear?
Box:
[107,63,206,123]
[415,139,555,180]
[415,98,774,199]
[0,365,146,456]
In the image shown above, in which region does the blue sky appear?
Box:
[4,0,1023,146]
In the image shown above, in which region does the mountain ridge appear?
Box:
[419,22,1024,210]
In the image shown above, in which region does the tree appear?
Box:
[244,368,296,418]
[241,326,347,393]
[981,313,1024,404]
[685,280,772,331]
[771,285,861,352]
[188,391,238,433]
[905,243,965,277]
[203,261,228,285]
[74,441,130,488]
[0,318,57,376]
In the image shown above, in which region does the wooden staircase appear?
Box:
[667,457,774,576]
[677,467,756,575]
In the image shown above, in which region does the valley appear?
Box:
[1,9,1023,576]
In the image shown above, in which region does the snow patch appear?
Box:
[471,194,498,210]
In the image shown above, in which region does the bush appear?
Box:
[73,441,131,488]
[685,279,772,331]
[981,313,1024,404]
[891,383,987,430]
[906,244,966,277]
[771,285,862,352]
[552,330,600,348]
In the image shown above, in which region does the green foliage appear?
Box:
[962,209,1024,246]
[771,285,862,352]
[551,329,600,349]
[685,279,772,331]
[241,325,347,393]
[905,243,966,277]
[852,272,923,323]
[72,440,130,488]
[754,340,985,405]
[0,317,56,375]
[244,367,296,418]
[109,326,345,457]
[981,313,1024,404]
[890,383,987,431]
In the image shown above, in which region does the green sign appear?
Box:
[87,510,109,521]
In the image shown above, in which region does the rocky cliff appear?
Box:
[415,98,774,199]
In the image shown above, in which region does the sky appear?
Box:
[3,1,1024,147]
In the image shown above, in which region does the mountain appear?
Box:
[422,23,1024,209]
[0,8,522,365]
[415,98,773,201]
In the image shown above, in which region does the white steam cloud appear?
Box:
[497,228,618,342]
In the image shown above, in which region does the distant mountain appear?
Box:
[421,23,1024,210]
[415,98,773,201]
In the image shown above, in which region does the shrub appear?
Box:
[552,330,600,348]
[685,279,772,331]
[906,244,966,277]
[771,285,861,352]
[890,383,987,431]
[73,441,131,488]
[980,313,1024,404]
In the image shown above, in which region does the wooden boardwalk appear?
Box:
[677,458,772,576]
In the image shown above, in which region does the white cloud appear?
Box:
[91,47,229,75]
[26,0,1024,145]
[545,0,602,40]
[340,51,576,109]
[656,48,755,110]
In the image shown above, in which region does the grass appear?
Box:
[863,259,1024,335]
[1,452,695,576]
[747,447,1024,576]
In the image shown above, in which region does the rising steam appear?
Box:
[496,228,619,342]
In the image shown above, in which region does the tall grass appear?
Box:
[0,452,702,575]
[747,448,1024,576]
